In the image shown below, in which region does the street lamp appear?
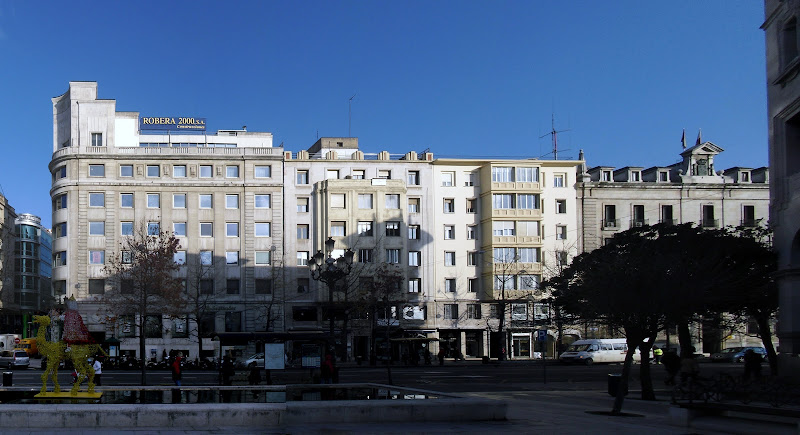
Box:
[309,237,355,356]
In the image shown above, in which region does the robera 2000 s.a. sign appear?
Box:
[139,116,206,131]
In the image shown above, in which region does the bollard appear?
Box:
[607,373,627,397]
[2,371,11,387]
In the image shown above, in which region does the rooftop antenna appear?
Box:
[348,94,357,137]
[539,114,570,160]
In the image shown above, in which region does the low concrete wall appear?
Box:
[0,388,507,429]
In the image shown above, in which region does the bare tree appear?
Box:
[488,248,540,360]
[102,223,184,385]
[182,252,218,362]
[357,263,404,383]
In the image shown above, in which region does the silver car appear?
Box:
[0,350,30,369]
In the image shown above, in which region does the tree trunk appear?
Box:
[139,320,147,386]
[756,313,778,375]
[638,333,657,401]
[611,346,636,414]
[678,320,693,357]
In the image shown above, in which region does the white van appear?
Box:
[558,339,642,365]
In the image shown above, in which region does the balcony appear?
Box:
[701,219,719,228]
[740,219,758,228]
[630,219,649,228]
[602,219,619,230]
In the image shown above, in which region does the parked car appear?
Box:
[0,350,30,369]
[710,346,767,363]
[245,353,264,368]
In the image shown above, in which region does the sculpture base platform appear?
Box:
[35,391,102,399]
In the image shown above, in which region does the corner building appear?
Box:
[50,82,283,360]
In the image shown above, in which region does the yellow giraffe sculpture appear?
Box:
[34,315,66,394]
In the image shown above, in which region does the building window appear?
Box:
[91,132,103,147]
[199,165,212,178]
[553,174,565,187]
[377,169,391,179]
[146,165,160,177]
[255,165,272,178]
[225,311,242,332]
[89,250,105,265]
[493,221,515,237]
[603,205,617,228]
[518,194,539,210]
[200,250,213,266]
[200,222,213,237]
[556,250,569,267]
[385,194,400,209]
[54,166,67,180]
[445,251,456,266]
[783,17,798,68]
[331,221,346,237]
[444,304,458,319]
[226,165,240,178]
[409,278,421,293]
[467,251,478,266]
[54,280,67,296]
[468,278,479,293]
[511,304,527,320]
[255,279,273,294]
[464,171,477,186]
[630,170,641,182]
[740,171,751,183]
[409,251,421,266]
[297,224,309,239]
[556,225,567,240]
[199,194,213,209]
[516,167,538,182]
[632,204,646,227]
[174,251,186,265]
[255,222,271,237]
[226,194,239,209]
[444,225,455,240]
[494,274,516,290]
[492,194,513,209]
[225,279,240,295]
[661,205,674,225]
[89,279,105,294]
[89,221,105,236]
[226,251,239,265]
[441,172,454,186]
[443,198,455,213]
[386,222,400,237]
[173,222,186,236]
[386,249,400,264]
[89,192,105,207]
[170,193,185,209]
[702,205,716,228]
[358,194,373,209]
[297,278,309,294]
[658,171,669,182]
[297,197,309,213]
[296,170,309,184]
[466,198,477,213]
[255,194,271,208]
[54,193,68,210]
[330,193,346,209]
[492,167,513,182]
[359,249,374,263]
[200,279,214,295]
[255,251,271,265]
[327,169,340,180]
[119,193,132,208]
[601,170,612,182]
[408,225,420,240]
[147,193,160,208]
[357,221,373,236]
[408,198,420,214]
[407,171,420,185]
[147,222,160,235]
[467,225,476,240]
[54,222,67,238]
[53,251,67,267]
[121,251,133,264]
[445,278,456,293]
[352,169,365,180]
[297,251,309,266]
[468,304,482,319]
[742,205,757,227]
[89,164,105,177]
[519,274,540,290]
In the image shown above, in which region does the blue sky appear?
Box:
[0,1,767,228]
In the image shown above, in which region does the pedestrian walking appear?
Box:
[321,354,335,384]
[743,349,763,380]
[653,346,663,364]
[93,357,103,386]
[171,352,183,386]
[222,357,235,386]
[248,364,262,385]
[438,348,445,366]
[661,349,680,385]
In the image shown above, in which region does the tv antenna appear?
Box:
[348,94,357,137]
[539,114,570,160]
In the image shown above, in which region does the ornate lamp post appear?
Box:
[309,237,355,356]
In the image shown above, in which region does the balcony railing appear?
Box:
[701,219,719,228]
[603,219,619,229]
[740,219,758,227]
[630,219,649,228]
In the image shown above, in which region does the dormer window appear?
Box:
[630,171,641,182]
[658,171,669,182]
[601,170,612,182]
[740,171,751,183]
